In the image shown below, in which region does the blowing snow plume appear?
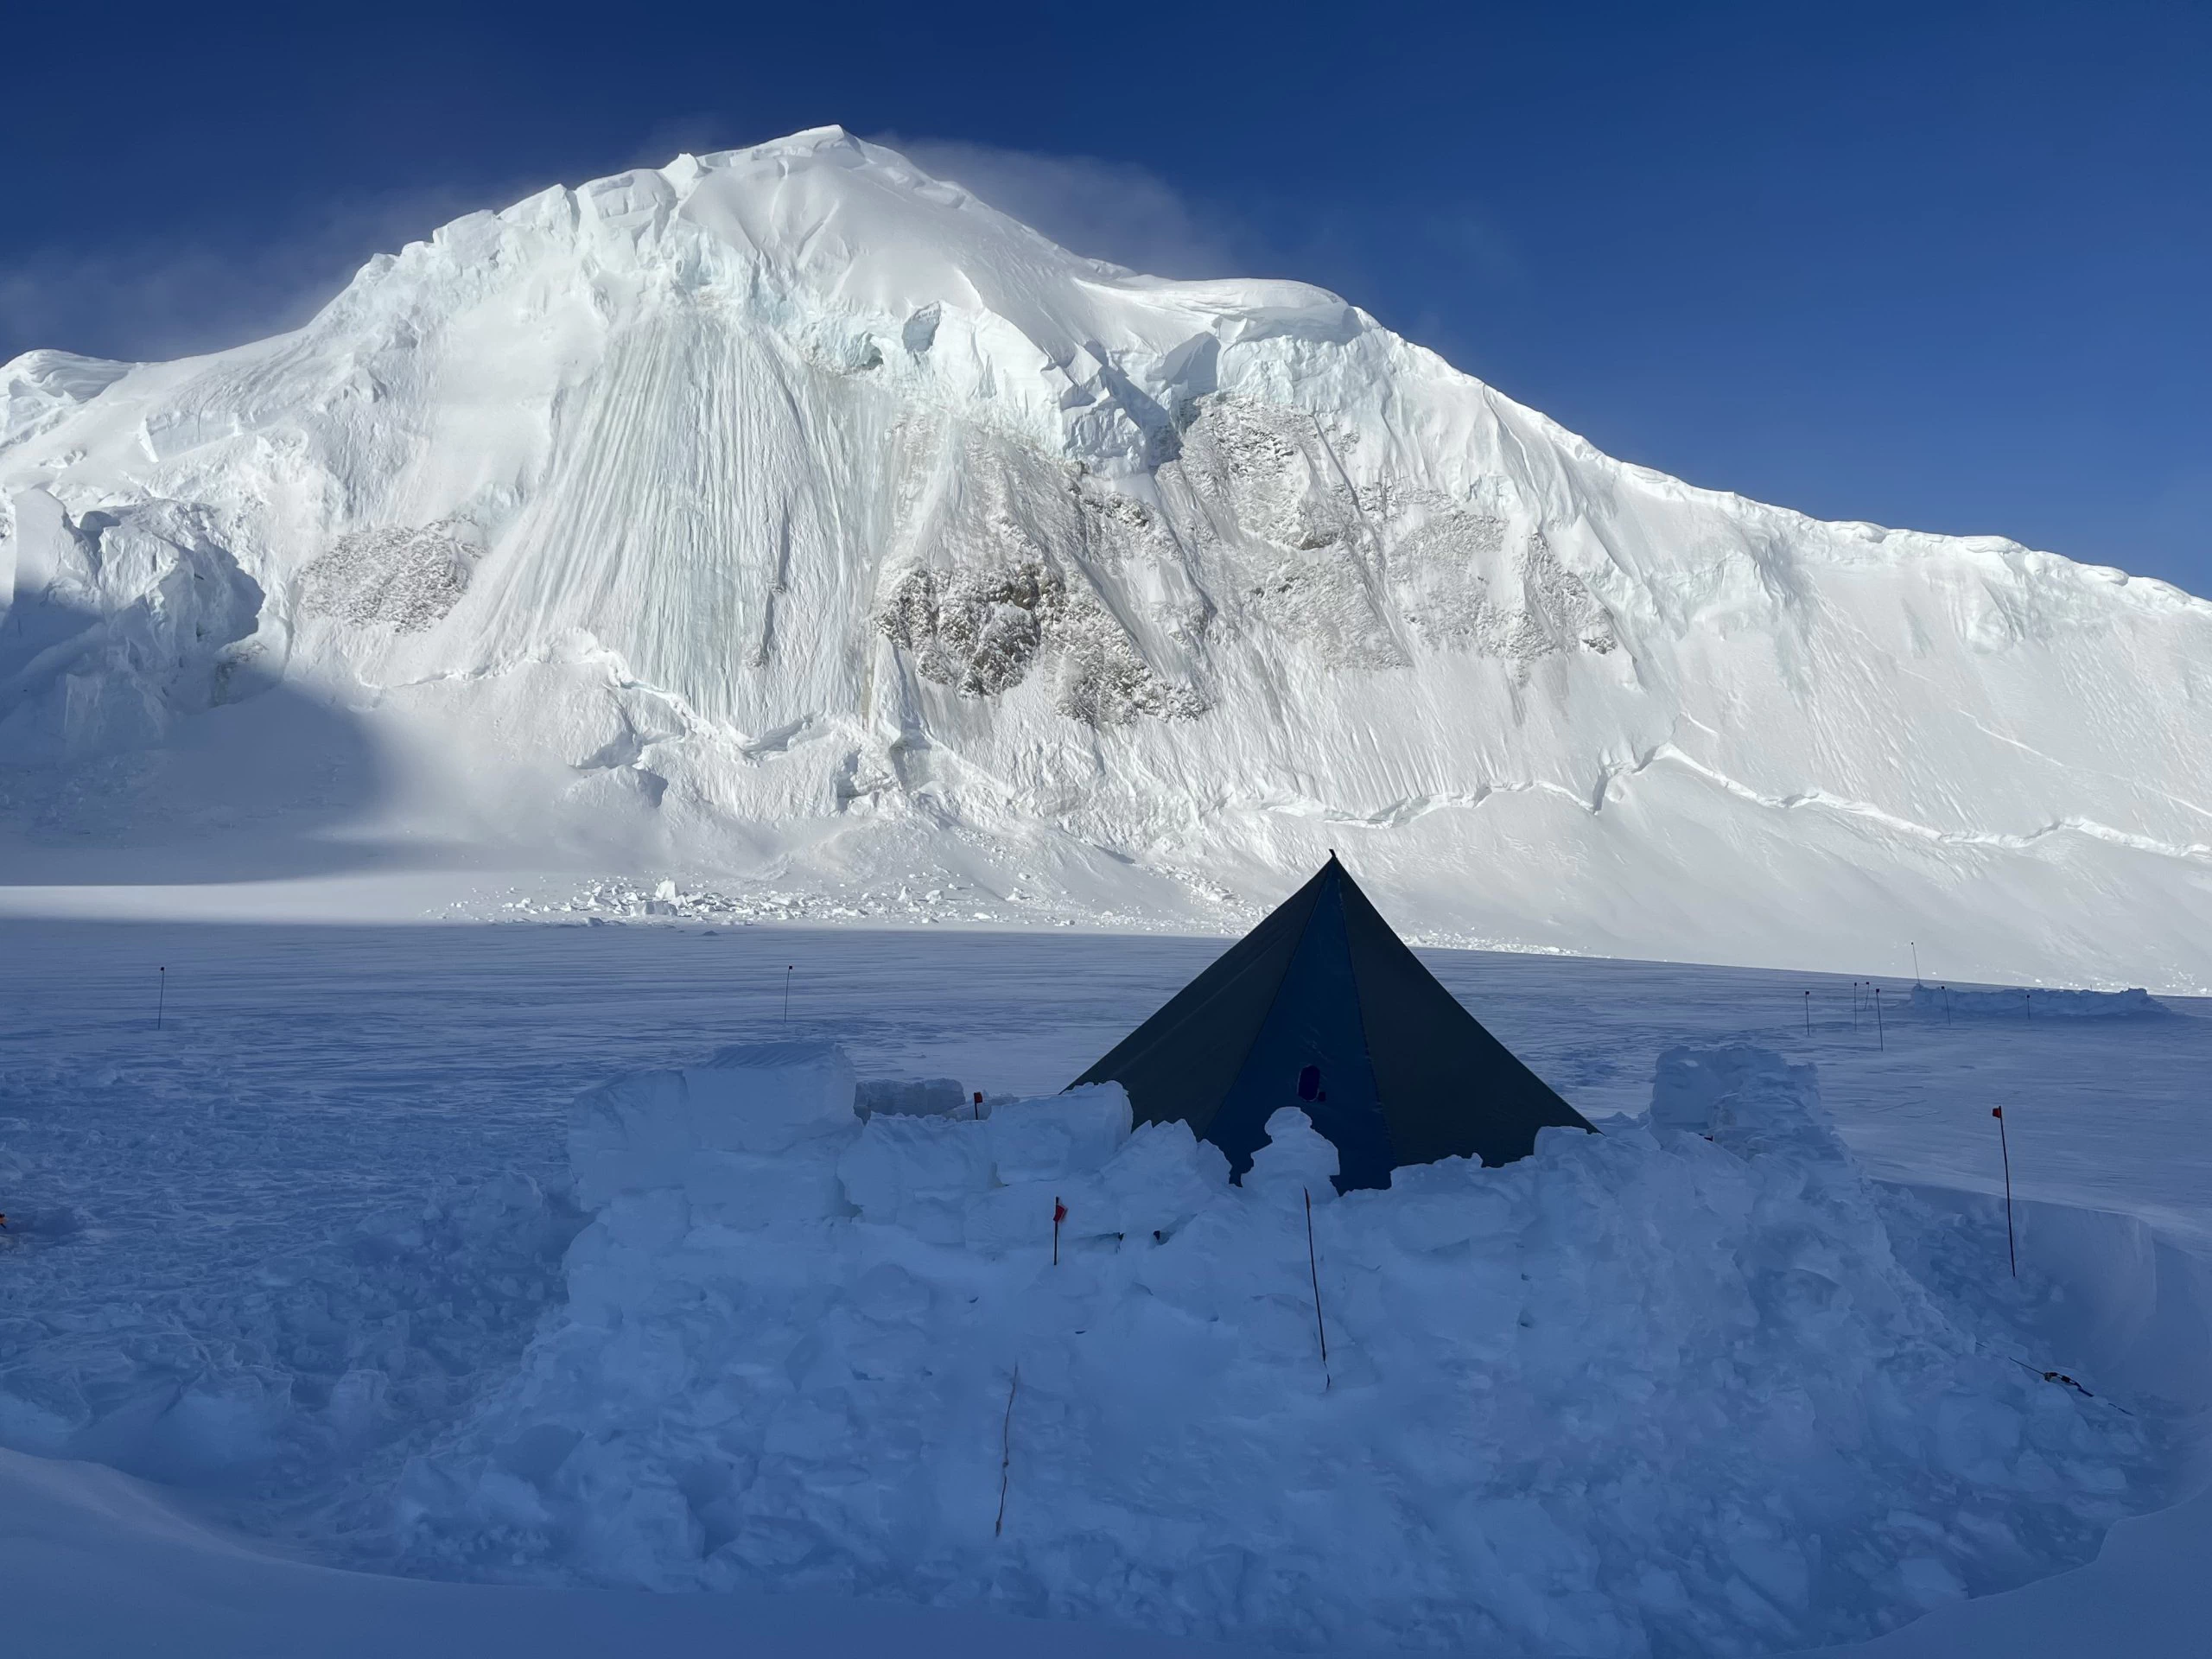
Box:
[3,128,2209,984]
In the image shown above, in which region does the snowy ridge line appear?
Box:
[1209,753,2212,864]
[1219,779,1587,827]
[1630,745,2212,861]
[1942,707,2212,831]
[1452,364,2211,617]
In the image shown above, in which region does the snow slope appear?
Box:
[3,127,2209,986]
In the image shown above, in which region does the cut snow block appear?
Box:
[854,1077,967,1117]
[570,1041,858,1213]
[1648,1044,1841,1163]
[1244,1107,1340,1205]
[837,1111,995,1230]
[985,1084,1132,1185]
[963,1180,1068,1251]
[1092,1121,1230,1241]
[695,1042,860,1151]
[1384,1160,1517,1254]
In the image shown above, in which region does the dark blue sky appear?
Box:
[6,1,2207,594]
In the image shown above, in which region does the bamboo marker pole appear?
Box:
[156,966,166,1032]
[1874,985,1885,1051]
[1993,1108,2018,1276]
[782,965,793,1029]
[995,1367,1020,1536]
[1304,1188,1331,1390]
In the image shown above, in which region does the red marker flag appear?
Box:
[1992,1107,2003,1119]
[1053,1199,1067,1224]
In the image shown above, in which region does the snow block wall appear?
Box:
[401,1041,2158,1657]
[1906,985,2168,1020]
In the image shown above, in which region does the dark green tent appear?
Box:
[1069,855,1592,1191]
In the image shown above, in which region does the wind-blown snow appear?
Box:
[3,127,2209,986]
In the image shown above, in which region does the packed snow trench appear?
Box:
[2,920,2209,1658]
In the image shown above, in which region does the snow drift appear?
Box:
[399,1040,2156,1656]
[3,127,2209,985]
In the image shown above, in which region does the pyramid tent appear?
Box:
[1070,856,1593,1191]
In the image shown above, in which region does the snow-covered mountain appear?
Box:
[3,127,2208,985]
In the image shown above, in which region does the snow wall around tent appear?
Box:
[400,1040,2162,1658]
[1906,986,2170,1020]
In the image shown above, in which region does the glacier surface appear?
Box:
[3,919,2209,1656]
[3,127,2208,986]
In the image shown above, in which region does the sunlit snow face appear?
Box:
[3,125,2207,990]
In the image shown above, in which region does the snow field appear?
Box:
[4,919,2209,1656]
[398,1039,2156,1656]
[0,1140,581,1550]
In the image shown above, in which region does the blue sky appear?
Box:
[4,1,2206,594]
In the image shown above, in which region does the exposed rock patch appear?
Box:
[298,522,480,632]
[876,560,1205,726]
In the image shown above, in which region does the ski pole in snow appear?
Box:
[1052,1196,1065,1266]
[1993,1108,2018,1276]
[1304,1188,1332,1390]
[995,1367,1020,1537]
[156,966,166,1032]
[1874,986,1885,1051]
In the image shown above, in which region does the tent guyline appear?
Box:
[1071,855,1593,1192]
